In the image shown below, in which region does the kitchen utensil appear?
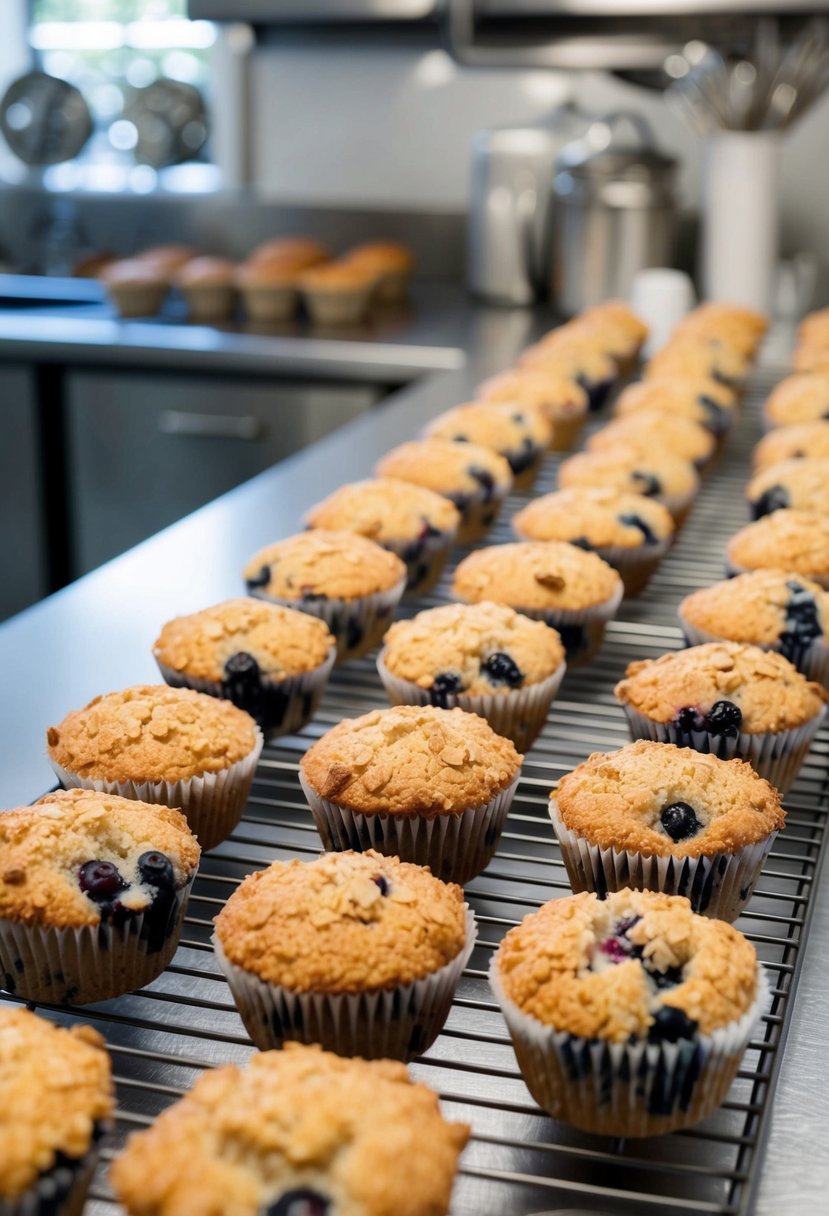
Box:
[550,111,677,317]
[0,70,92,166]
[122,78,208,169]
[466,104,590,306]
[630,268,696,356]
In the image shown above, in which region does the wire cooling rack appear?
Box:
[3,345,826,1216]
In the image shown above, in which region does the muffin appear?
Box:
[375,438,513,543]
[174,256,237,322]
[476,367,589,451]
[100,258,169,318]
[614,378,737,440]
[377,602,566,751]
[513,487,675,597]
[797,306,829,349]
[304,477,460,594]
[213,850,475,1060]
[587,410,716,472]
[46,685,262,851]
[489,888,765,1136]
[549,740,784,920]
[519,332,618,411]
[727,510,829,588]
[792,344,829,376]
[111,1043,469,1216]
[247,236,329,269]
[746,457,829,518]
[452,541,623,665]
[614,642,828,794]
[299,261,379,325]
[645,336,750,388]
[423,400,552,490]
[153,598,336,739]
[762,373,829,429]
[571,300,649,372]
[342,241,415,302]
[674,302,768,358]
[236,258,302,323]
[243,530,407,660]
[0,1009,113,1216]
[679,570,829,686]
[137,244,195,273]
[0,788,200,1004]
[299,705,522,885]
[753,420,829,471]
[557,445,700,528]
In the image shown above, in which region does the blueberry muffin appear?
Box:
[299,704,522,885]
[645,336,750,388]
[587,410,716,471]
[476,367,589,451]
[452,541,623,665]
[136,244,195,273]
[153,598,336,738]
[614,378,737,440]
[762,373,829,429]
[0,1008,113,1216]
[674,302,768,358]
[558,445,700,527]
[378,601,566,750]
[0,788,200,1004]
[174,256,238,322]
[236,258,303,323]
[299,261,379,325]
[423,400,552,489]
[111,1043,469,1216]
[791,344,829,376]
[304,478,459,595]
[375,438,513,543]
[248,236,329,269]
[46,684,262,851]
[746,457,829,519]
[615,641,827,793]
[342,241,415,302]
[213,850,474,1059]
[490,888,764,1136]
[519,332,618,411]
[727,510,829,588]
[572,299,649,372]
[550,739,783,919]
[100,258,169,318]
[513,487,674,597]
[244,529,407,660]
[679,570,829,686]
[753,420,829,471]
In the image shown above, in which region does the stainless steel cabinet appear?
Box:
[0,366,47,620]
[65,370,382,574]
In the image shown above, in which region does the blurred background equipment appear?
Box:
[122,76,208,167]
[0,70,92,165]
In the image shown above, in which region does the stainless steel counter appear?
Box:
[0,307,823,1214]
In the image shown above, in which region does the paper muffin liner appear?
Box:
[213,906,476,1062]
[663,488,698,530]
[251,577,406,662]
[490,954,767,1137]
[181,284,237,323]
[376,651,566,752]
[0,1140,105,1216]
[592,537,672,598]
[452,486,511,544]
[302,287,373,326]
[622,703,827,796]
[679,612,829,688]
[382,529,457,597]
[239,284,299,322]
[0,874,195,1006]
[517,582,624,668]
[548,797,775,922]
[49,730,263,852]
[299,771,521,886]
[155,649,336,741]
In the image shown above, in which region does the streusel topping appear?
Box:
[727,510,829,581]
[587,411,716,467]
[753,421,829,471]
[477,369,589,421]
[423,401,552,455]
[763,373,829,428]
[645,337,749,385]
[375,439,512,497]
[452,542,622,612]
[244,530,406,602]
[680,571,829,647]
[513,488,674,550]
[615,378,737,425]
[304,478,459,543]
[558,446,699,503]
[746,457,829,517]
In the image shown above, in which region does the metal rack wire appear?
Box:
[4,348,826,1216]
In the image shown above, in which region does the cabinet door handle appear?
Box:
[158,410,263,440]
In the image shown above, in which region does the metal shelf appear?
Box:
[3,352,825,1216]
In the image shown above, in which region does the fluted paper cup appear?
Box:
[250,578,406,662]
[381,529,457,597]
[678,612,829,689]
[517,582,624,668]
[591,538,672,598]
[452,486,510,544]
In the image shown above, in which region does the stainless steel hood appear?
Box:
[188,0,440,21]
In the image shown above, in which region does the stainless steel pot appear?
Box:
[551,112,677,316]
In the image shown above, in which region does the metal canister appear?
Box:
[551,112,677,316]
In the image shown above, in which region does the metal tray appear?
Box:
[4,349,825,1216]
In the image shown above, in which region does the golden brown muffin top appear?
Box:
[615,641,827,733]
[110,1043,469,1216]
[453,541,622,612]
[513,487,674,550]
[763,373,829,428]
[244,530,406,602]
[798,306,829,348]
[153,598,335,682]
[343,241,415,271]
[248,237,329,269]
[727,510,829,579]
[301,705,521,818]
[382,601,565,694]
[493,888,759,1042]
[753,421,829,471]
[299,261,379,291]
[214,850,467,991]
[645,336,750,385]
[680,570,829,648]
[615,377,737,429]
[423,400,552,456]
[575,299,650,355]
[558,445,700,503]
[47,684,259,784]
[792,345,829,375]
[235,259,302,288]
[304,478,459,543]
[518,334,618,383]
[476,368,589,421]
[674,302,768,356]
[0,789,200,928]
[587,411,716,467]
[375,439,512,498]
[100,258,168,287]
[747,457,829,517]
[175,256,237,287]
[0,1008,114,1199]
[137,244,195,271]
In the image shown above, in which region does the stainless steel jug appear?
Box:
[551,112,677,316]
